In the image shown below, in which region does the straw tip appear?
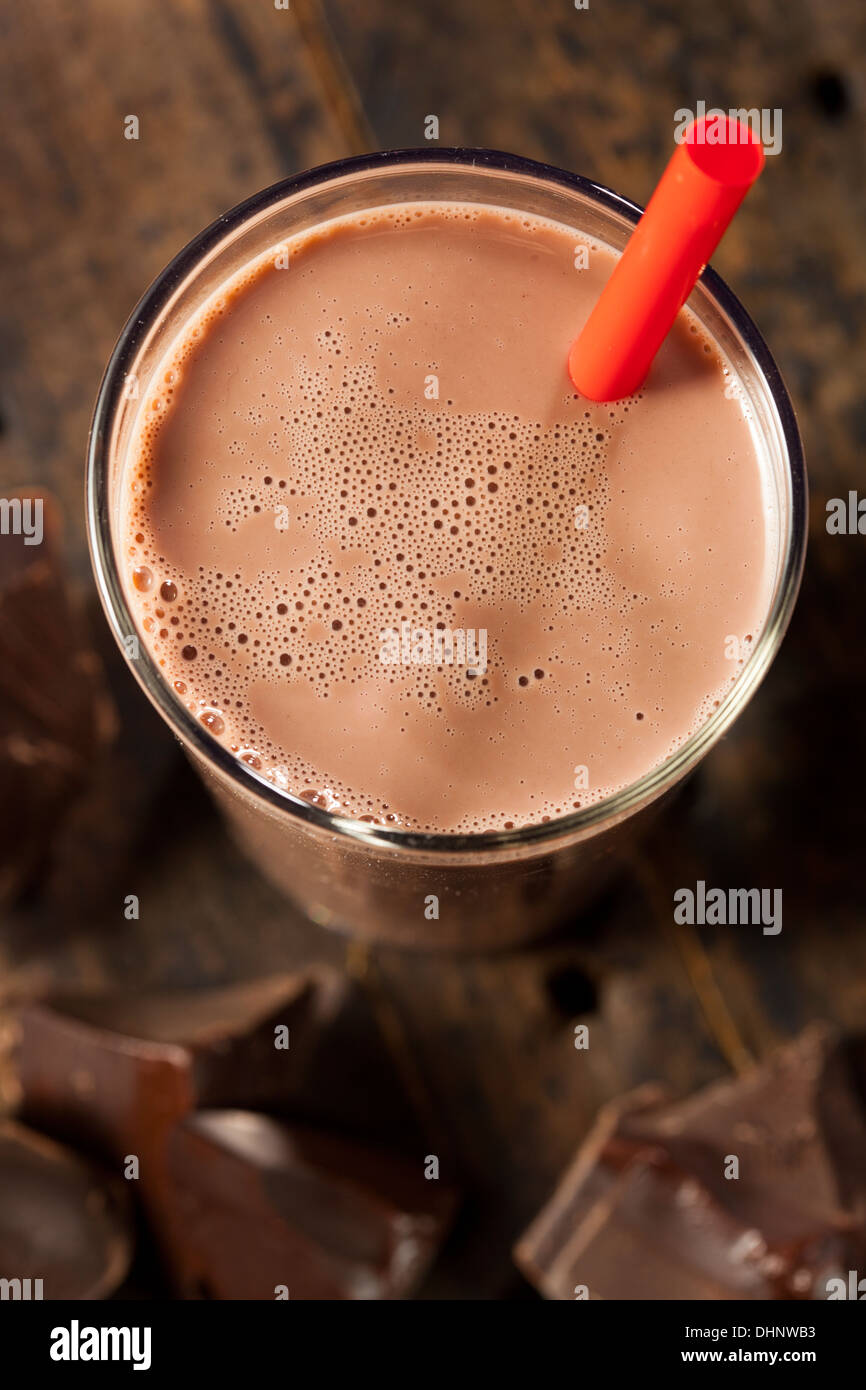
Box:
[568,337,632,403]
[684,115,765,187]
[567,337,594,398]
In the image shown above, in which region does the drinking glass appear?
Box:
[87,149,807,950]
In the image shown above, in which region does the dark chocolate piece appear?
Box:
[0,1120,132,1300]
[38,639,181,917]
[619,1022,866,1249]
[15,973,344,1287]
[16,972,345,1146]
[515,1026,866,1300]
[166,1110,457,1300]
[0,491,113,905]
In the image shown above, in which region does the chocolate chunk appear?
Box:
[515,1025,866,1300]
[38,638,180,918]
[0,491,114,905]
[165,1110,457,1300]
[619,1022,866,1246]
[0,1120,132,1300]
[14,972,344,1285]
[16,972,345,1147]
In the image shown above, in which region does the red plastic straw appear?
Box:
[568,115,765,402]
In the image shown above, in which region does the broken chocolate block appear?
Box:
[515,1025,866,1300]
[16,972,345,1147]
[14,972,344,1288]
[0,491,114,905]
[166,1109,457,1300]
[0,1120,132,1299]
[39,636,181,918]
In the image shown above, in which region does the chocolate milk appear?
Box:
[121,204,773,836]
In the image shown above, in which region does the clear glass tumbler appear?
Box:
[87,149,807,951]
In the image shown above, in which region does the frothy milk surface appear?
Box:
[121,203,773,833]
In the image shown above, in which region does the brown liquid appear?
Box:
[121,203,773,834]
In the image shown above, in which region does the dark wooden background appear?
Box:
[0,0,864,1298]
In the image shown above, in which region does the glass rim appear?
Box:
[86,146,808,856]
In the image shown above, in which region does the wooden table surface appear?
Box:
[1,0,864,1298]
